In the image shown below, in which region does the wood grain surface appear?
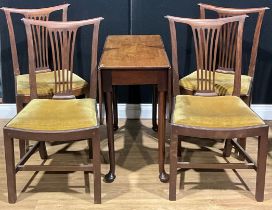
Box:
[99,35,170,69]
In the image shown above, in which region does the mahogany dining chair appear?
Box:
[1,4,89,158]
[166,15,268,202]
[178,3,269,159]
[3,17,103,204]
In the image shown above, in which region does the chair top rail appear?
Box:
[22,17,104,29]
[1,4,70,15]
[165,15,248,27]
[198,3,269,14]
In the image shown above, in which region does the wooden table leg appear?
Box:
[158,90,169,183]
[104,91,116,183]
[98,71,104,125]
[152,86,158,132]
[112,86,119,131]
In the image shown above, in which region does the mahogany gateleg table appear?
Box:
[99,35,171,183]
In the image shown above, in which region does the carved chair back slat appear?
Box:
[28,15,50,71]
[23,18,103,99]
[47,28,77,95]
[1,4,70,76]
[192,26,220,93]
[165,15,246,97]
[199,3,269,77]
[217,14,239,72]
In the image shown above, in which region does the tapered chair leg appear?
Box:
[177,136,182,157]
[223,139,232,157]
[25,140,30,151]
[237,138,246,160]
[39,141,48,160]
[88,139,93,159]
[255,133,268,202]
[19,140,26,159]
[15,97,24,113]
[169,132,178,201]
[92,131,101,204]
[4,132,17,204]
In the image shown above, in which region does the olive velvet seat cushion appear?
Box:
[7,98,97,131]
[173,95,264,128]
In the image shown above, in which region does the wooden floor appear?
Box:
[0,119,272,210]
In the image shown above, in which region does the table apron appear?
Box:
[101,69,169,92]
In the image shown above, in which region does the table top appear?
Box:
[99,35,170,70]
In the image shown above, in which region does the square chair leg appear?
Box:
[4,131,17,204]
[169,133,178,201]
[92,131,101,204]
[255,133,268,202]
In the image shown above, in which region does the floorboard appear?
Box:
[0,119,271,210]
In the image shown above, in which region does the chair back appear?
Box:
[22,17,103,99]
[199,3,269,77]
[166,15,246,97]
[1,4,69,76]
